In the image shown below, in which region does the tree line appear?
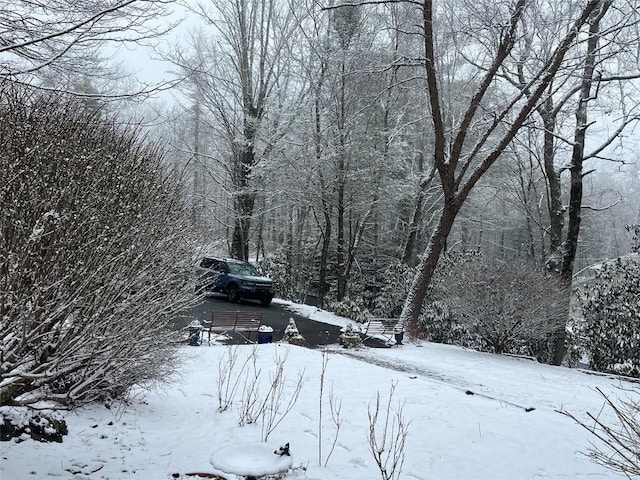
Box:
[165,0,640,365]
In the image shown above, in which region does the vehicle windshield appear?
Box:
[228,263,259,276]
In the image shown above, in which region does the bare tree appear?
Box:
[0,86,199,407]
[399,0,617,335]
[1,0,178,91]
[294,0,425,304]
[499,0,640,363]
[176,0,303,261]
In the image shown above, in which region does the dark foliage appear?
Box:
[581,256,640,377]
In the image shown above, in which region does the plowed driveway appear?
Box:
[174,293,343,347]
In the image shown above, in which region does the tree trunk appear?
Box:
[403,162,437,265]
[400,203,460,327]
[192,95,205,224]
[231,192,254,261]
[336,159,346,299]
[541,108,564,270]
[231,116,258,261]
[318,204,331,308]
[315,84,331,308]
[336,61,348,301]
[552,0,611,365]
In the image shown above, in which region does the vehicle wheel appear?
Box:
[227,285,241,303]
[261,297,273,306]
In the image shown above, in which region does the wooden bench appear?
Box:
[204,311,263,343]
[362,318,402,344]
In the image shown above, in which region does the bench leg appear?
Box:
[236,332,257,344]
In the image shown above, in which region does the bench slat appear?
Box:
[207,311,263,341]
[209,321,239,332]
[362,318,401,343]
[234,318,261,331]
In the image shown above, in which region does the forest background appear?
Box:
[126,0,640,366]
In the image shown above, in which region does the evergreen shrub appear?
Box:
[257,251,296,301]
[327,297,370,323]
[581,256,640,377]
[371,262,415,318]
[419,300,476,346]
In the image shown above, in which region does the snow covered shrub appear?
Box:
[338,324,363,348]
[419,300,476,346]
[283,318,305,345]
[371,262,415,318]
[409,250,481,342]
[327,297,370,323]
[438,256,567,358]
[257,252,296,301]
[580,256,640,377]
[0,87,199,408]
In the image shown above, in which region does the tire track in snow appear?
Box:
[329,347,537,412]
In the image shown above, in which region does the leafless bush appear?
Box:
[219,346,304,441]
[260,366,305,441]
[368,382,410,480]
[318,349,343,467]
[0,86,200,408]
[238,348,264,425]
[216,345,255,412]
[438,256,567,358]
[325,386,343,464]
[563,387,640,477]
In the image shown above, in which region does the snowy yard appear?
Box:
[1,305,636,479]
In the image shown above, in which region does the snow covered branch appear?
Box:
[0,85,200,407]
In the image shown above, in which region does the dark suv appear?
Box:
[195,257,275,306]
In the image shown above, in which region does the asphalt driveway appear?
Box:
[173,293,344,348]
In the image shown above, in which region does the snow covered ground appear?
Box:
[1,302,637,479]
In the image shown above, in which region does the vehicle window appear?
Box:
[228,263,259,276]
[200,258,214,268]
[201,258,223,270]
